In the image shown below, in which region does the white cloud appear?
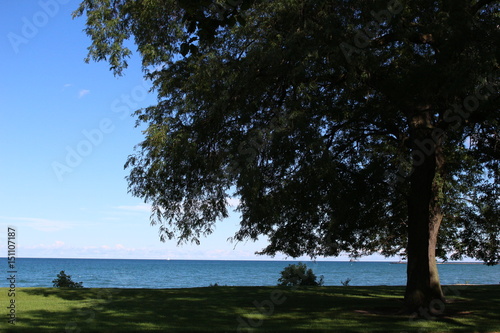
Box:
[23,241,66,250]
[78,89,90,98]
[61,83,73,91]
[9,241,352,261]
[0,216,73,232]
[54,240,65,247]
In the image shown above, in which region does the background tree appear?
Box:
[74,0,499,313]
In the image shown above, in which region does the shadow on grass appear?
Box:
[17,287,247,332]
[6,285,499,332]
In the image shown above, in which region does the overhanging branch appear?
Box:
[372,32,438,51]
[471,0,497,14]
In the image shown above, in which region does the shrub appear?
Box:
[341,278,351,286]
[278,263,324,287]
[52,270,84,288]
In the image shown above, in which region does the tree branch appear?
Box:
[471,0,497,14]
[373,32,437,47]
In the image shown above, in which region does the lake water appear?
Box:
[4,258,499,288]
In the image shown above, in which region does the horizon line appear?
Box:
[0,256,484,263]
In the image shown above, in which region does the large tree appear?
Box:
[74,0,499,312]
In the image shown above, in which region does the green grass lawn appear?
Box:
[1,285,498,332]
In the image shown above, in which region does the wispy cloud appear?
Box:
[61,83,73,90]
[78,89,90,98]
[14,243,266,260]
[0,216,73,232]
[115,205,151,212]
[24,240,66,250]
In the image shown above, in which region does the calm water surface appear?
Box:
[6,258,499,288]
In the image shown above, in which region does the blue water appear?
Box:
[3,258,499,288]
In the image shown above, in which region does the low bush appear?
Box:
[341,278,351,286]
[278,263,324,287]
[52,270,84,288]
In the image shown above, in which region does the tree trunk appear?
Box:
[404,113,445,314]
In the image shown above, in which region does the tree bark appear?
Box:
[404,113,445,314]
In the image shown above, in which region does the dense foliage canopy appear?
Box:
[75,0,499,309]
[75,0,499,262]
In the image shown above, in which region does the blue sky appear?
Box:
[0,1,390,261]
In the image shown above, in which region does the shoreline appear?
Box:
[5,283,499,290]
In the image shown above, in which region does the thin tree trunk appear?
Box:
[404,113,445,313]
[428,140,445,303]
